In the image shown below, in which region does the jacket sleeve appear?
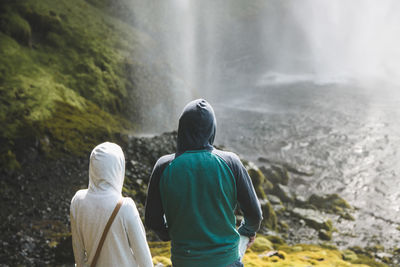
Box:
[235,159,263,237]
[215,151,263,237]
[70,202,85,267]
[144,156,172,241]
[123,198,153,267]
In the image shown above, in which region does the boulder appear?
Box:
[260,165,289,186]
[291,208,333,232]
[308,193,351,212]
[342,249,358,262]
[307,194,353,220]
[271,184,294,203]
[251,236,274,253]
[318,229,332,241]
[243,161,270,199]
[259,199,278,231]
[267,194,282,205]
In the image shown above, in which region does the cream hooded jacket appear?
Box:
[70,142,153,267]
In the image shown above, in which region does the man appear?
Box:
[145,99,262,267]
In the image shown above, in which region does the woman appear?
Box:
[70,142,153,267]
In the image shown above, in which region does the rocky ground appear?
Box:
[0,132,395,266]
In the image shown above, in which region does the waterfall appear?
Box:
[125,0,400,131]
[146,0,400,91]
[283,0,400,86]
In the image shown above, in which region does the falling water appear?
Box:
[126,0,400,250]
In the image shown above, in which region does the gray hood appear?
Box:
[88,142,125,194]
[177,99,216,154]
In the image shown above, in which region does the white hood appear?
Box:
[88,142,125,194]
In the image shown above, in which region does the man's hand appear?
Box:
[247,234,256,249]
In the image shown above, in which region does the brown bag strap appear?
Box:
[90,198,123,267]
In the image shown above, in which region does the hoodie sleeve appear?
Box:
[70,199,86,267]
[235,160,263,237]
[122,198,153,267]
[144,155,174,241]
[213,150,263,237]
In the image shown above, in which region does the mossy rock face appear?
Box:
[260,165,290,186]
[271,184,294,203]
[291,208,333,232]
[243,161,268,199]
[38,101,130,156]
[0,0,178,169]
[308,193,351,211]
[307,193,353,220]
[265,235,286,246]
[342,249,359,262]
[318,229,332,241]
[0,12,32,46]
[271,165,289,185]
[267,194,282,205]
[259,199,278,231]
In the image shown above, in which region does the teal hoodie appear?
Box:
[145,99,262,267]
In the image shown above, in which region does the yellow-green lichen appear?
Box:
[147,235,386,267]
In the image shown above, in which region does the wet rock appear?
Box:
[265,235,286,246]
[308,193,351,211]
[348,246,373,258]
[258,157,314,176]
[342,249,358,261]
[307,193,353,220]
[243,161,269,199]
[259,199,278,231]
[340,212,355,221]
[260,165,289,186]
[318,229,332,241]
[291,208,333,232]
[267,194,282,205]
[258,250,286,259]
[271,184,294,203]
[376,252,393,264]
[294,195,308,206]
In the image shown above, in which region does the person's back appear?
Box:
[70,142,153,267]
[145,99,263,267]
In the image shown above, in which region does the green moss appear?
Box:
[351,255,388,267]
[45,32,65,48]
[265,235,286,246]
[318,229,332,241]
[260,165,290,186]
[0,150,20,170]
[243,161,268,199]
[260,199,278,231]
[39,101,131,156]
[248,168,267,199]
[251,236,274,253]
[147,237,386,267]
[342,249,359,261]
[0,12,32,46]
[0,0,167,167]
[308,194,352,213]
